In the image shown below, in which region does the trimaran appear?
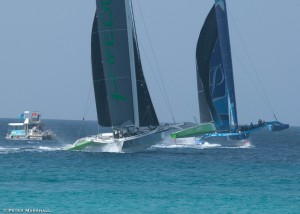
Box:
[170,0,289,143]
[67,0,190,152]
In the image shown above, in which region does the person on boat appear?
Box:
[119,130,123,138]
[250,122,254,129]
[258,119,262,126]
[114,130,119,139]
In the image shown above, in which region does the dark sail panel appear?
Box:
[133,36,159,126]
[209,38,229,129]
[196,6,219,126]
[215,0,238,129]
[91,14,111,126]
[96,0,135,127]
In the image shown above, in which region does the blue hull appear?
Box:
[197,131,250,143]
[196,121,289,143]
[267,122,289,132]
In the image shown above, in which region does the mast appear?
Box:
[125,0,139,127]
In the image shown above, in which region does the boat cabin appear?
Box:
[7,123,27,138]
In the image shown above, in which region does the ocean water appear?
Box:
[0,118,299,213]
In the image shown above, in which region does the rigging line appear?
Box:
[231,49,275,115]
[83,82,93,117]
[227,6,277,118]
[139,41,173,116]
[134,0,176,123]
[130,0,173,118]
[130,1,174,124]
[78,82,93,138]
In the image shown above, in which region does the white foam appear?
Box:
[0,147,21,154]
[38,146,62,151]
[100,142,123,153]
[238,140,254,148]
[200,142,221,148]
[154,137,221,149]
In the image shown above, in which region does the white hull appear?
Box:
[6,132,54,141]
[121,128,171,153]
[67,123,190,153]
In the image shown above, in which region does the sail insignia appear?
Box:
[93,0,158,127]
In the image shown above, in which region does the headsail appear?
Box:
[133,35,159,126]
[91,13,111,126]
[92,0,158,127]
[196,0,238,130]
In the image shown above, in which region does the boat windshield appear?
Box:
[8,123,24,131]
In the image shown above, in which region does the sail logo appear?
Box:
[210,64,226,100]
[100,0,127,101]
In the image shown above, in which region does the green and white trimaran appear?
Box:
[67,0,188,152]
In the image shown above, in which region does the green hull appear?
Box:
[67,140,94,151]
[170,122,216,139]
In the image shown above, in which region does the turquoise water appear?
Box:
[0,118,299,213]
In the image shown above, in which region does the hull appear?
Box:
[197,131,250,143]
[267,121,289,132]
[170,122,216,139]
[121,128,171,153]
[6,133,54,141]
[196,121,289,144]
[67,123,191,153]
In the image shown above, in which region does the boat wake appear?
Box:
[63,142,124,153]
[85,143,123,153]
[153,137,254,150]
[154,137,221,149]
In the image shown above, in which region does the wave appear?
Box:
[154,137,254,150]
[0,145,63,154]
[154,137,221,150]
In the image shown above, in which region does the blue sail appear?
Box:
[214,0,238,129]
[194,0,289,142]
[209,38,229,129]
[196,0,238,130]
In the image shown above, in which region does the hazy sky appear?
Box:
[0,0,299,126]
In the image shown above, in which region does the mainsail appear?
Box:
[170,0,289,141]
[92,0,158,128]
[196,0,238,130]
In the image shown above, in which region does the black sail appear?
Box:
[196,6,218,124]
[91,13,111,126]
[93,0,159,127]
[196,0,239,131]
[133,36,159,126]
[95,0,135,127]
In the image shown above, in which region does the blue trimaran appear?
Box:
[170,0,289,143]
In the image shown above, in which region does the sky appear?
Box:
[0,0,299,126]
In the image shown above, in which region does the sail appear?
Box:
[196,6,228,130]
[93,0,158,127]
[94,0,135,127]
[196,0,238,130]
[133,36,159,126]
[214,0,238,129]
[91,13,111,126]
